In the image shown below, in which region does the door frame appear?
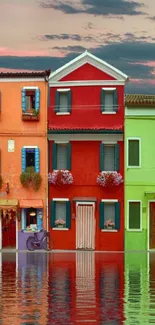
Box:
[0,214,18,250]
[148,200,155,251]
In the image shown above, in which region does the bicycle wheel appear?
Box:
[42,234,53,251]
[26,236,35,251]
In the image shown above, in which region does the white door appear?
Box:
[76,204,95,250]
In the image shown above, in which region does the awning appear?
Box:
[72,197,97,202]
[0,199,18,209]
[19,199,43,208]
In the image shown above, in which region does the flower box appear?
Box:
[104,219,115,229]
[22,114,40,121]
[48,170,73,186]
[55,219,66,228]
[57,224,65,228]
[97,171,123,188]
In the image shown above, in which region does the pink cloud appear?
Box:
[130,78,155,85]
[0,47,63,57]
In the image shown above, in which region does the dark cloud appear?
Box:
[53,45,86,52]
[40,0,146,16]
[43,33,96,42]
[148,16,155,20]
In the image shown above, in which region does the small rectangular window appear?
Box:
[26,148,35,168]
[104,92,114,111]
[104,203,115,228]
[128,201,141,230]
[25,90,35,111]
[59,92,68,112]
[104,145,115,171]
[57,144,67,169]
[55,202,66,226]
[128,139,140,167]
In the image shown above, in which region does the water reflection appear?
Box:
[0,251,155,324]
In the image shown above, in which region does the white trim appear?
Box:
[48,134,123,142]
[52,228,69,231]
[127,200,142,231]
[101,199,118,202]
[16,216,18,250]
[23,86,39,90]
[101,229,118,232]
[147,200,155,250]
[52,198,69,202]
[102,141,117,144]
[57,88,70,92]
[0,212,1,250]
[0,78,45,83]
[127,137,141,168]
[102,87,116,91]
[76,202,95,207]
[23,145,38,148]
[56,112,70,115]
[49,80,126,87]
[49,51,128,82]
[102,112,116,115]
[54,141,69,144]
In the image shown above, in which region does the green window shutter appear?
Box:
[50,201,56,228]
[67,142,71,170]
[128,140,140,167]
[67,90,72,113]
[66,201,71,228]
[100,143,104,171]
[52,143,57,170]
[100,89,105,112]
[115,202,120,230]
[99,202,104,229]
[113,89,118,112]
[114,143,120,171]
[55,90,60,113]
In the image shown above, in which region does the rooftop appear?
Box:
[125,94,155,107]
[0,68,51,78]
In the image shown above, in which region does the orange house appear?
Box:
[0,70,50,250]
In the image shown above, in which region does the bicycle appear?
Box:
[25,229,53,251]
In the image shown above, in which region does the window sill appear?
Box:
[127,166,141,169]
[52,228,69,231]
[101,229,118,232]
[22,114,40,121]
[56,112,70,115]
[126,229,142,232]
[102,112,116,115]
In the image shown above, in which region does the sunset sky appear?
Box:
[0,0,155,93]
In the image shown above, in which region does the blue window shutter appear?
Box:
[67,90,72,113]
[52,143,57,169]
[66,201,71,229]
[22,89,26,112]
[67,142,71,170]
[115,202,120,230]
[35,88,40,112]
[99,202,104,229]
[100,89,105,112]
[35,148,40,172]
[21,148,26,172]
[55,90,60,113]
[37,209,43,230]
[50,201,56,228]
[21,209,26,230]
[113,89,118,112]
[114,143,120,171]
[100,143,104,171]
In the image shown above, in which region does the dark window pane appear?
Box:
[26,149,35,168]
[128,140,139,166]
[129,202,140,229]
[104,145,115,171]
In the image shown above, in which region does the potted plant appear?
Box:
[48,170,73,186]
[55,219,66,228]
[20,166,42,191]
[97,171,123,188]
[104,219,115,230]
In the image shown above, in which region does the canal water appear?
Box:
[0,251,154,324]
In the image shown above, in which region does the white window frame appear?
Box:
[127,200,142,232]
[127,137,141,168]
[52,198,69,230]
[102,87,116,115]
[56,88,71,116]
[101,199,118,232]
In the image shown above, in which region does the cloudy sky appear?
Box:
[0,0,155,93]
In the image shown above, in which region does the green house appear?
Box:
[125,94,155,251]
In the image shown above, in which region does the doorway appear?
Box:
[76,203,95,250]
[149,202,155,249]
[2,209,16,248]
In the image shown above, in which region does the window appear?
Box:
[128,201,141,230]
[52,143,71,170]
[100,201,120,230]
[100,143,120,171]
[21,208,43,231]
[55,89,71,114]
[21,147,40,172]
[101,88,118,113]
[50,200,71,229]
[127,139,140,167]
[22,87,40,114]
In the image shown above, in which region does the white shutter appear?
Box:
[56,202,66,222]
[104,92,114,111]
[104,203,115,223]
[104,145,115,171]
[59,93,68,112]
[57,144,67,169]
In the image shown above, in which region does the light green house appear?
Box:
[125,94,155,251]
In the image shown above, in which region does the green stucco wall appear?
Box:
[125,116,155,251]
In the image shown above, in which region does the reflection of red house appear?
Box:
[48,51,129,251]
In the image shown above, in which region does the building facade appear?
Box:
[48,51,128,251]
[0,70,49,250]
[125,94,155,251]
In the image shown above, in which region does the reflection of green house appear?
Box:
[125,95,155,251]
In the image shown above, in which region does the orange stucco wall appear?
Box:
[0,79,48,229]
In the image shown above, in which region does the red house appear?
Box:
[48,51,129,251]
